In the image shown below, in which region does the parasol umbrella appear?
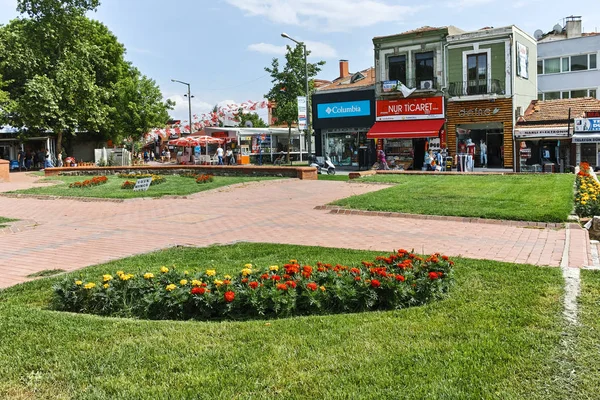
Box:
[190,136,224,156]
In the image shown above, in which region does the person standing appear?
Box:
[57,152,63,167]
[18,149,26,171]
[225,147,233,165]
[216,144,224,165]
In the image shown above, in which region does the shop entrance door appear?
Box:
[414,139,426,170]
[486,132,504,168]
[581,143,597,167]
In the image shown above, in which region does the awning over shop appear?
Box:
[514,126,571,140]
[572,133,600,143]
[367,119,444,139]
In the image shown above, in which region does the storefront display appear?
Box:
[573,118,600,168]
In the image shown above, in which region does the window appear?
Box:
[537,93,544,100]
[571,89,587,98]
[561,91,571,99]
[545,92,560,100]
[544,58,561,74]
[590,89,597,98]
[415,51,434,86]
[571,55,588,71]
[467,53,487,95]
[388,55,406,83]
[562,57,570,72]
[591,54,597,69]
[537,60,543,74]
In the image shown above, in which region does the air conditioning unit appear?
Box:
[420,80,434,90]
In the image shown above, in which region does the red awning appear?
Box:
[367,119,445,139]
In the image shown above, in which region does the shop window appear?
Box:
[571,89,587,98]
[543,58,560,74]
[571,54,588,71]
[545,92,560,100]
[467,53,487,95]
[591,54,597,69]
[415,51,434,87]
[537,60,543,75]
[388,55,406,83]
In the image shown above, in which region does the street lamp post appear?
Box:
[281,33,311,158]
[171,79,193,136]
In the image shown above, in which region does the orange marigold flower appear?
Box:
[224,291,235,302]
[395,275,405,282]
[249,281,259,289]
[371,279,381,288]
[306,282,318,291]
[276,283,288,291]
[285,280,297,289]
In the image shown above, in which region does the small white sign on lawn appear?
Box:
[133,177,152,192]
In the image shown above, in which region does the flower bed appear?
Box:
[121,180,135,189]
[196,174,214,184]
[117,173,165,187]
[51,250,454,320]
[575,162,600,217]
[68,176,108,188]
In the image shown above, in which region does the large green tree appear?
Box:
[0,0,172,154]
[238,111,267,128]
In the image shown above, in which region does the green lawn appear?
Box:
[0,217,16,228]
[0,243,577,399]
[335,174,574,222]
[7,175,276,199]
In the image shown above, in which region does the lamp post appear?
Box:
[171,79,193,136]
[281,33,311,158]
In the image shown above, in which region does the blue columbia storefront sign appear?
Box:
[317,100,371,119]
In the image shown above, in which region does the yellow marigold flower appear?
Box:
[206,269,216,276]
[103,283,110,289]
[116,271,124,276]
[160,266,169,273]
[120,273,134,281]
[165,284,177,291]
[180,279,188,286]
[75,280,83,286]
[269,265,279,271]
[224,274,232,280]
[290,259,298,264]
[214,279,224,286]
[184,270,189,275]
[244,263,253,268]
[144,273,154,279]
[103,274,113,282]
[84,282,96,290]
[319,285,326,291]
[241,268,252,276]
[191,279,202,286]
[581,201,587,205]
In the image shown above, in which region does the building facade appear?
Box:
[446,26,538,170]
[312,61,376,169]
[537,16,600,101]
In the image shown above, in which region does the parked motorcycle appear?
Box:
[309,155,336,175]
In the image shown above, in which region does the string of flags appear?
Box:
[144,100,270,141]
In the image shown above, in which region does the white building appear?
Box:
[536,16,600,101]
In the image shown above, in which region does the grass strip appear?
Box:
[332,174,574,222]
[0,243,569,399]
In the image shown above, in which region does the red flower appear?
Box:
[442,255,449,261]
[249,281,259,289]
[224,291,235,302]
[428,272,439,280]
[283,274,291,280]
[241,278,249,283]
[191,287,205,295]
[260,273,269,280]
[371,279,381,288]
[354,276,361,281]
[276,283,288,291]
[306,282,318,291]
[223,280,231,285]
[317,267,326,272]
[350,267,361,275]
[285,280,297,288]
[395,274,405,282]
[271,275,281,281]
[201,282,207,287]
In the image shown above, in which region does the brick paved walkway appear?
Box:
[0,172,590,288]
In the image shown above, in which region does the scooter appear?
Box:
[309,155,336,175]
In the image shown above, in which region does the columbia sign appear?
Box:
[318,100,371,119]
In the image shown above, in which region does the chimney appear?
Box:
[566,15,582,38]
[339,60,349,79]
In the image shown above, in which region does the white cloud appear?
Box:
[448,0,494,8]
[226,0,422,32]
[166,94,213,121]
[248,40,338,58]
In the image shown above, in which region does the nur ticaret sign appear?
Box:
[376,97,444,121]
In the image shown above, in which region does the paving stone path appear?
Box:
[0,172,589,288]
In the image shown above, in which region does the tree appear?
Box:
[0,75,13,122]
[238,111,267,128]
[0,0,173,155]
[264,44,324,163]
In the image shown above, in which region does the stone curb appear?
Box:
[0,219,39,234]
[0,193,124,203]
[313,205,565,229]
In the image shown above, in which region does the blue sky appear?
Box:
[1,0,598,122]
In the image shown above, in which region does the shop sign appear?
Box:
[573,134,600,143]
[376,97,444,121]
[429,138,441,151]
[297,96,307,130]
[585,111,600,118]
[212,132,228,138]
[457,107,500,118]
[514,127,570,138]
[317,100,371,119]
[575,118,600,132]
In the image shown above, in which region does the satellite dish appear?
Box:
[534,29,544,40]
[553,24,563,34]
[245,120,253,128]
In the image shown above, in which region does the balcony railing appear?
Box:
[379,77,440,94]
[448,79,505,97]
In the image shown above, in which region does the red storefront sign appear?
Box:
[376,97,445,121]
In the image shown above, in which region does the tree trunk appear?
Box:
[287,124,291,165]
[56,130,63,155]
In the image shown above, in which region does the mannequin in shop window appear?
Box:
[466,138,476,157]
[459,140,467,154]
[480,140,487,168]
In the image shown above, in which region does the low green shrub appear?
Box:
[51,250,454,320]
